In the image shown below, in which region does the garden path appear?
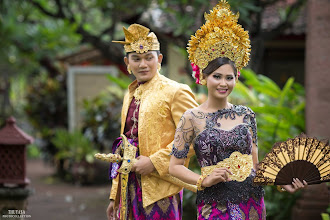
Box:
[26,159,110,220]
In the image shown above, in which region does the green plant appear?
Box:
[51,129,96,164]
[27,143,41,159]
[80,83,125,153]
[322,213,329,220]
[263,185,302,219]
[230,69,305,157]
[24,72,68,159]
[106,73,131,90]
[321,203,330,220]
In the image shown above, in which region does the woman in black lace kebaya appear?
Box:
[169,56,308,219]
[169,2,307,219]
[169,56,266,219]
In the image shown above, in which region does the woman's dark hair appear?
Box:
[202,57,237,77]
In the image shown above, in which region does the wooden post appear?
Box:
[292,0,330,219]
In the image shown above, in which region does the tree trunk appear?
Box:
[0,72,11,121]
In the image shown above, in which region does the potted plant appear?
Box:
[51,129,97,184]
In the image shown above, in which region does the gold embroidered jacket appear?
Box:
[109,73,198,207]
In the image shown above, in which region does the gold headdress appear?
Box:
[112,24,160,53]
[187,0,251,84]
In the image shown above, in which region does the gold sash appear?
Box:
[201,151,253,182]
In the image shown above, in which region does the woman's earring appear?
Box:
[199,73,207,86]
[127,64,132,74]
[157,63,161,72]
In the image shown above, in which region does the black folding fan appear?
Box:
[253,134,330,185]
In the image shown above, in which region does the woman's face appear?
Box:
[124,51,162,82]
[206,64,237,99]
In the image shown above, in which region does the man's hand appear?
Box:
[106,200,118,220]
[132,155,155,175]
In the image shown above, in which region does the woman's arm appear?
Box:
[251,140,259,171]
[169,156,232,187]
[247,107,259,171]
[169,110,201,185]
[169,157,200,185]
[169,110,231,188]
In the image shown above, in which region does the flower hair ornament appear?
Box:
[187,0,250,85]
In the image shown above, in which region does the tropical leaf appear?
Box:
[278,77,294,107]
[232,68,305,160]
[106,73,131,89]
[231,81,258,104]
[258,74,281,96]
[240,69,260,86]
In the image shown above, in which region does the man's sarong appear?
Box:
[125,171,182,219]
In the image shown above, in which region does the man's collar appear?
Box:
[128,72,160,94]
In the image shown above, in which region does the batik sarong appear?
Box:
[197,197,266,220]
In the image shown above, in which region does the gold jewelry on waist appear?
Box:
[201,151,253,182]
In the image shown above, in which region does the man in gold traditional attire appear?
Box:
[106,23,198,220]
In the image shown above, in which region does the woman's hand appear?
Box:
[202,168,233,187]
[281,178,308,193]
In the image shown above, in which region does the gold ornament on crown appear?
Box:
[112,24,160,53]
[187,0,251,74]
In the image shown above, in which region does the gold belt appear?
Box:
[201,151,253,182]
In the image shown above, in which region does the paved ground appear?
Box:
[26,159,111,220]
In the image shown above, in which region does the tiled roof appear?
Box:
[0,117,34,145]
[262,0,306,35]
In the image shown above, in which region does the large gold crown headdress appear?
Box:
[187,0,251,84]
[112,24,160,53]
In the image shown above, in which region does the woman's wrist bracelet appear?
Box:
[196,174,207,191]
[277,185,286,192]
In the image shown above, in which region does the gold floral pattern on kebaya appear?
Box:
[201,151,253,182]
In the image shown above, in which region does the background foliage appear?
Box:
[231,69,305,157]
[81,81,126,153]
[24,71,68,160]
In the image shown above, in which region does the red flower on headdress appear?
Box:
[237,71,240,78]
[191,63,201,85]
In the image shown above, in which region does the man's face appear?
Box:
[124,51,163,82]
